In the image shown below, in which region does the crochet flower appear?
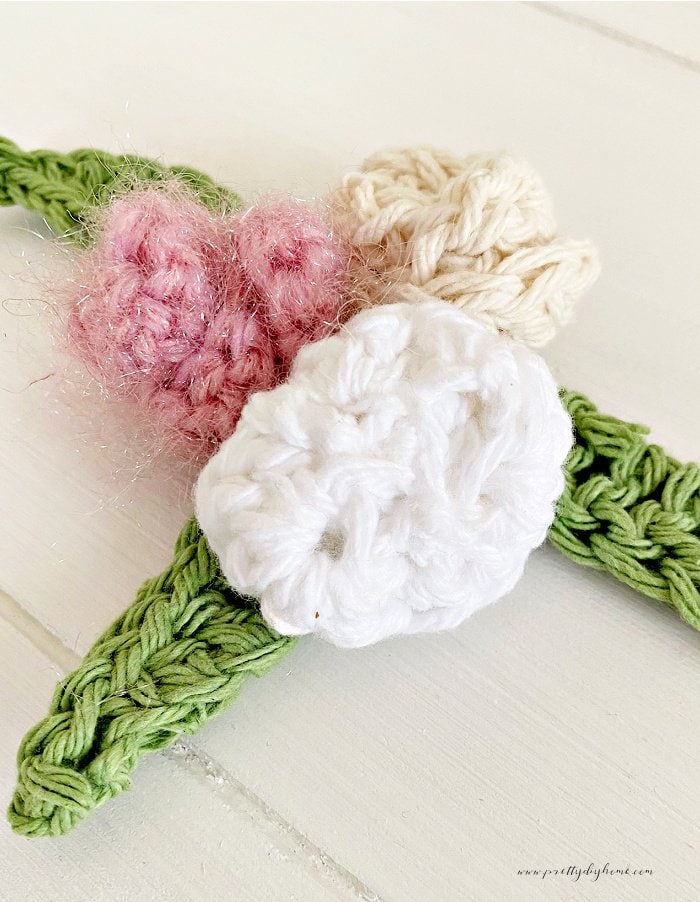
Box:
[195,296,573,647]
[233,200,348,364]
[332,147,599,346]
[67,189,347,454]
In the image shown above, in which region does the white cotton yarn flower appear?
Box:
[332,146,600,347]
[195,296,572,648]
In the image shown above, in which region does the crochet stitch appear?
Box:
[195,297,573,647]
[553,392,700,628]
[333,146,599,346]
[8,519,296,838]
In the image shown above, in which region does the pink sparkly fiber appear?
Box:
[68,188,348,455]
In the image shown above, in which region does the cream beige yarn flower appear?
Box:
[332,146,599,346]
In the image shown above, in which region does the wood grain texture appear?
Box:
[1,3,698,900]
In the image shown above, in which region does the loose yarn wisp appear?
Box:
[0,136,238,239]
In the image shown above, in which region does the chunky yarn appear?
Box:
[67,189,348,453]
[0,136,238,240]
[8,519,297,838]
[554,392,700,627]
[196,297,572,648]
[332,147,599,346]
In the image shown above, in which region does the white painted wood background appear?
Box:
[1,3,698,900]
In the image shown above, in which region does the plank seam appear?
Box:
[528,2,700,76]
[166,739,382,901]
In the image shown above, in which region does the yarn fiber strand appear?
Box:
[8,519,296,838]
[0,136,240,240]
[554,392,700,627]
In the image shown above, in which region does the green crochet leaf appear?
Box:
[8,520,296,838]
[0,136,240,242]
[554,391,700,628]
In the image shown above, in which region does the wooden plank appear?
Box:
[0,0,698,654]
[546,2,700,67]
[199,549,700,901]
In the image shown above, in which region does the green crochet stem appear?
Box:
[0,136,240,241]
[552,392,699,628]
[8,519,297,838]
[3,140,698,838]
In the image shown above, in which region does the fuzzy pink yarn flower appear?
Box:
[233,200,348,363]
[67,188,347,455]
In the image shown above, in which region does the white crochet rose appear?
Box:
[195,297,572,648]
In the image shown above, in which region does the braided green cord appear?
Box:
[8,519,297,838]
[554,391,700,627]
[0,137,240,242]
